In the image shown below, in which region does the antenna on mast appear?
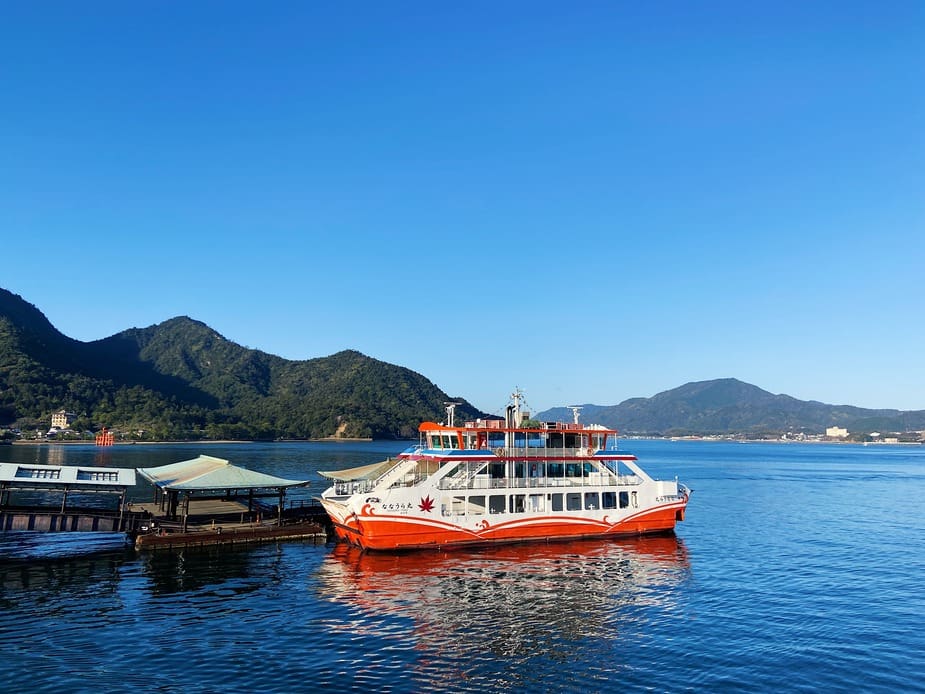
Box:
[567,406,582,425]
[510,388,528,428]
[444,402,461,427]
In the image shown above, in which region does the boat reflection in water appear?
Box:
[315,535,691,690]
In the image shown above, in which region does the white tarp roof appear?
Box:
[317,459,395,482]
[137,455,309,491]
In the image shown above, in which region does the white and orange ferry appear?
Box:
[319,390,691,551]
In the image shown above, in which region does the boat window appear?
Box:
[430,435,441,449]
[566,493,581,511]
[489,495,506,514]
[631,491,638,508]
[551,493,563,511]
[529,494,544,512]
[584,492,599,510]
[602,491,617,509]
[469,495,485,515]
[510,494,526,513]
[548,463,564,478]
[619,491,629,508]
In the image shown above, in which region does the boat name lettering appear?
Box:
[382,503,414,511]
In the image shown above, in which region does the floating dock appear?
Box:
[134,520,327,550]
[130,497,330,551]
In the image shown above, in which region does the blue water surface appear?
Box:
[1,440,923,693]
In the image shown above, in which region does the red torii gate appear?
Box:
[95,427,114,446]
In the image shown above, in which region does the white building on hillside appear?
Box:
[51,410,76,429]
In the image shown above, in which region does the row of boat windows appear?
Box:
[429,434,600,449]
[442,491,639,515]
[449,461,626,478]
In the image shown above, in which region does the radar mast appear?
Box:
[444,402,461,427]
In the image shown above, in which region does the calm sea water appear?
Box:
[1,440,923,693]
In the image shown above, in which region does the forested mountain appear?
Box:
[3,287,922,440]
[0,288,482,440]
[537,379,925,437]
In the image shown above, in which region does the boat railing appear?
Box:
[442,461,491,489]
[482,446,611,458]
[436,473,643,491]
[333,479,377,496]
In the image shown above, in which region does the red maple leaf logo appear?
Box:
[418,495,435,513]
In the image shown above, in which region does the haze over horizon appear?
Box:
[3,3,922,415]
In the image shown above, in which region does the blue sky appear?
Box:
[2,2,923,415]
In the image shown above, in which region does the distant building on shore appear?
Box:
[51,410,76,429]
[825,426,849,439]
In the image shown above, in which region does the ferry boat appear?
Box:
[318,390,691,551]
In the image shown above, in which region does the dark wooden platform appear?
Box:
[134,520,327,550]
[131,496,331,551]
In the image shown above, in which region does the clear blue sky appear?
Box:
[2,2,923,415]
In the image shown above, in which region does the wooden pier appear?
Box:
[134,520,327,550]
[0,458,333,554]
[130,496,331,551]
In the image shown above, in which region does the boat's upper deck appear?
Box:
[415,419,629,459]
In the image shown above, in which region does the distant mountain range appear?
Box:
[2,287,922,440]
[536,379,925,437]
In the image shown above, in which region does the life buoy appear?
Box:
[587,447,595,456]
[494,447,505,457]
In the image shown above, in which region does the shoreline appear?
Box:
[8,436,919,446]
[9,437,379,446]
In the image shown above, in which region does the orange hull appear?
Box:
[331,502,685,551]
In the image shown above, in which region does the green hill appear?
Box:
[0,288,482,440]
[537,378,925,437]
[4,286,922,440]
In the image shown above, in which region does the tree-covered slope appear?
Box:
[0,288,482,439]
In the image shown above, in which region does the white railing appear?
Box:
[436,473,642,491]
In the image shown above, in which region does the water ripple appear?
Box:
[2,441,924,692]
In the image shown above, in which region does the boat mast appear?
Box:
[505,389,526,450]
[444,402,460,427]
[511,389,526,427]
[568,405,585,449]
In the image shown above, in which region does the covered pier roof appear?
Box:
[0,462,136,491]
[137,455,309,492]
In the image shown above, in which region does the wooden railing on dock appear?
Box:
[0,506,150,533]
